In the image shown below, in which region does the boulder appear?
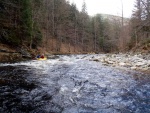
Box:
[131,66,137,70]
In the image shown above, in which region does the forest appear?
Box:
[0,0,150,54]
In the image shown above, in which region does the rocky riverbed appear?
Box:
[90,53,150,74]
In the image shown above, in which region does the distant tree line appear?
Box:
[0,0,149,53]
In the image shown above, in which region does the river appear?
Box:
[0,55,150,113]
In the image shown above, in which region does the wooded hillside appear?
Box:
[130,0,150,51]
[0,0,149,54]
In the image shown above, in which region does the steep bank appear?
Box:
[131,43,150,54]
[0,44,22,62]
[0,39,84,62]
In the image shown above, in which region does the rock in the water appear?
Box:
[93,59,99,62]
[119,62,126,66]
[131,66,137,70]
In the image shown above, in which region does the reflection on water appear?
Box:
[0,55,150,113]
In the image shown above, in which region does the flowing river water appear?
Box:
[0,55,150,113]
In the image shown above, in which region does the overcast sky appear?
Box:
[67,0,136,18]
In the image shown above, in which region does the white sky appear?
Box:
[67,0,136,18]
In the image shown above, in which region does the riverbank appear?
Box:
[0,42,83,62]
[0,44,37,63]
